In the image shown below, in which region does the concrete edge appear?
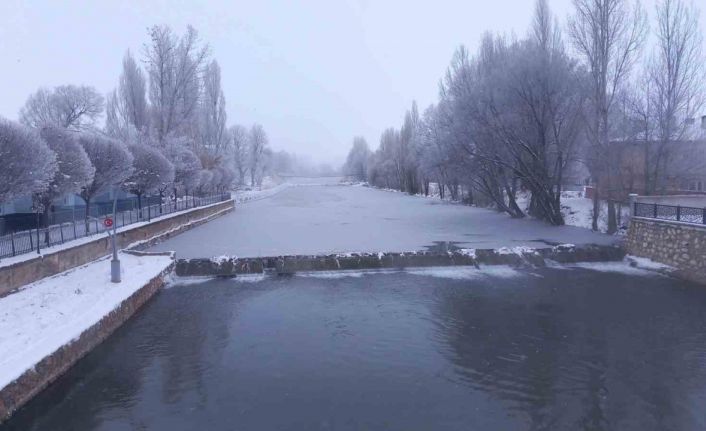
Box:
[0,259,176,423]
[175,244,627,277]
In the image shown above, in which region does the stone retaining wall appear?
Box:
[626,217,706,284]
[175,244,626,277]
[0,200,234,295]
[0,253,175,422]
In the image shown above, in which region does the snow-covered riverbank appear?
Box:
[0,252,173,394]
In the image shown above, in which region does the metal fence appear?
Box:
[634,202,706,225]
[0,193,230,260]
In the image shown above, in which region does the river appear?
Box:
[3,264,706,430]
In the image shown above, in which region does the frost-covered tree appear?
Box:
[0,118,57,203]
[569,0,647,231]
[229,124,249,185]
[19,85,104,131]
[418,104,454,199]
[258,148,274,187]
[644,0,705,194]
[351,0,593,224]
[164,137,202,199]
[195,169,214,195]
[206,168,222,193]
[34,126,95,236]
[344,137,371,182]
[199,60,228,157]
[125,142,174,217]
[78,134,133,230]
[398,102,422,194]
[216,166,235,192]
[248,124,268,186]
[105,50,149,139]
[467,0,587,224]
[145,25,209,143]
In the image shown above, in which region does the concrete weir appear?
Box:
[175,244,627,278]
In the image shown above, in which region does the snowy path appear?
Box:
[149,184,616,258]
[0,252,173,391]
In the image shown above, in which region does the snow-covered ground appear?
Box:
[367,184,630,234]
[150,183,616,258]
[561,193,631,233]
[232,182,291,204]
[0,252,173,391]
[514,190,631,234]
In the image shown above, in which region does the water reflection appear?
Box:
[432,268,706,430]
[3,268,706,430]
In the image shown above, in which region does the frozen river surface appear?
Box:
[4,265,706,430]
[150,184,616,257]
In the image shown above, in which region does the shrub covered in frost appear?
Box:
[0,118,57,202]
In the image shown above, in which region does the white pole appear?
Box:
[628,193,638,219]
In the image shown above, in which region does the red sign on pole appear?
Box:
[103,218,114,228]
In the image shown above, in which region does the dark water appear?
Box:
[4,265,706,431]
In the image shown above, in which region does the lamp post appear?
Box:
[110,187,121,283]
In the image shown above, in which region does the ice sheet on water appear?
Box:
[286,265,522,280]
[561,261,664,276]
[170,273,268,286]
[625,255,674,272]
[296,270,366,279]
[409,265,521,280]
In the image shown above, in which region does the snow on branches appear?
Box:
[125,143,175,198]
[164,137,202,195]
[38,126,95,199]
[0,118,57,202]
[78,133,134,205]
[19,85,104,132]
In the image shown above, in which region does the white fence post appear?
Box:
[628,193,638,220]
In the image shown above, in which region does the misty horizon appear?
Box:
[0,0,661,166]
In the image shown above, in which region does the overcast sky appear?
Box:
[1,0,702,165]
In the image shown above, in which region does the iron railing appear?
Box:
[634,202,706,225]
[0,192,230,260]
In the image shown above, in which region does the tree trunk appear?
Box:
[450,182,459,201]
[528,193,539,218]
[41,210,51,245]
[607,200,617,234]
[506,187,525,218]
[84,196,91,233]
[37,195,52,245]
[591,188,600,231]
[137,193,143,219]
